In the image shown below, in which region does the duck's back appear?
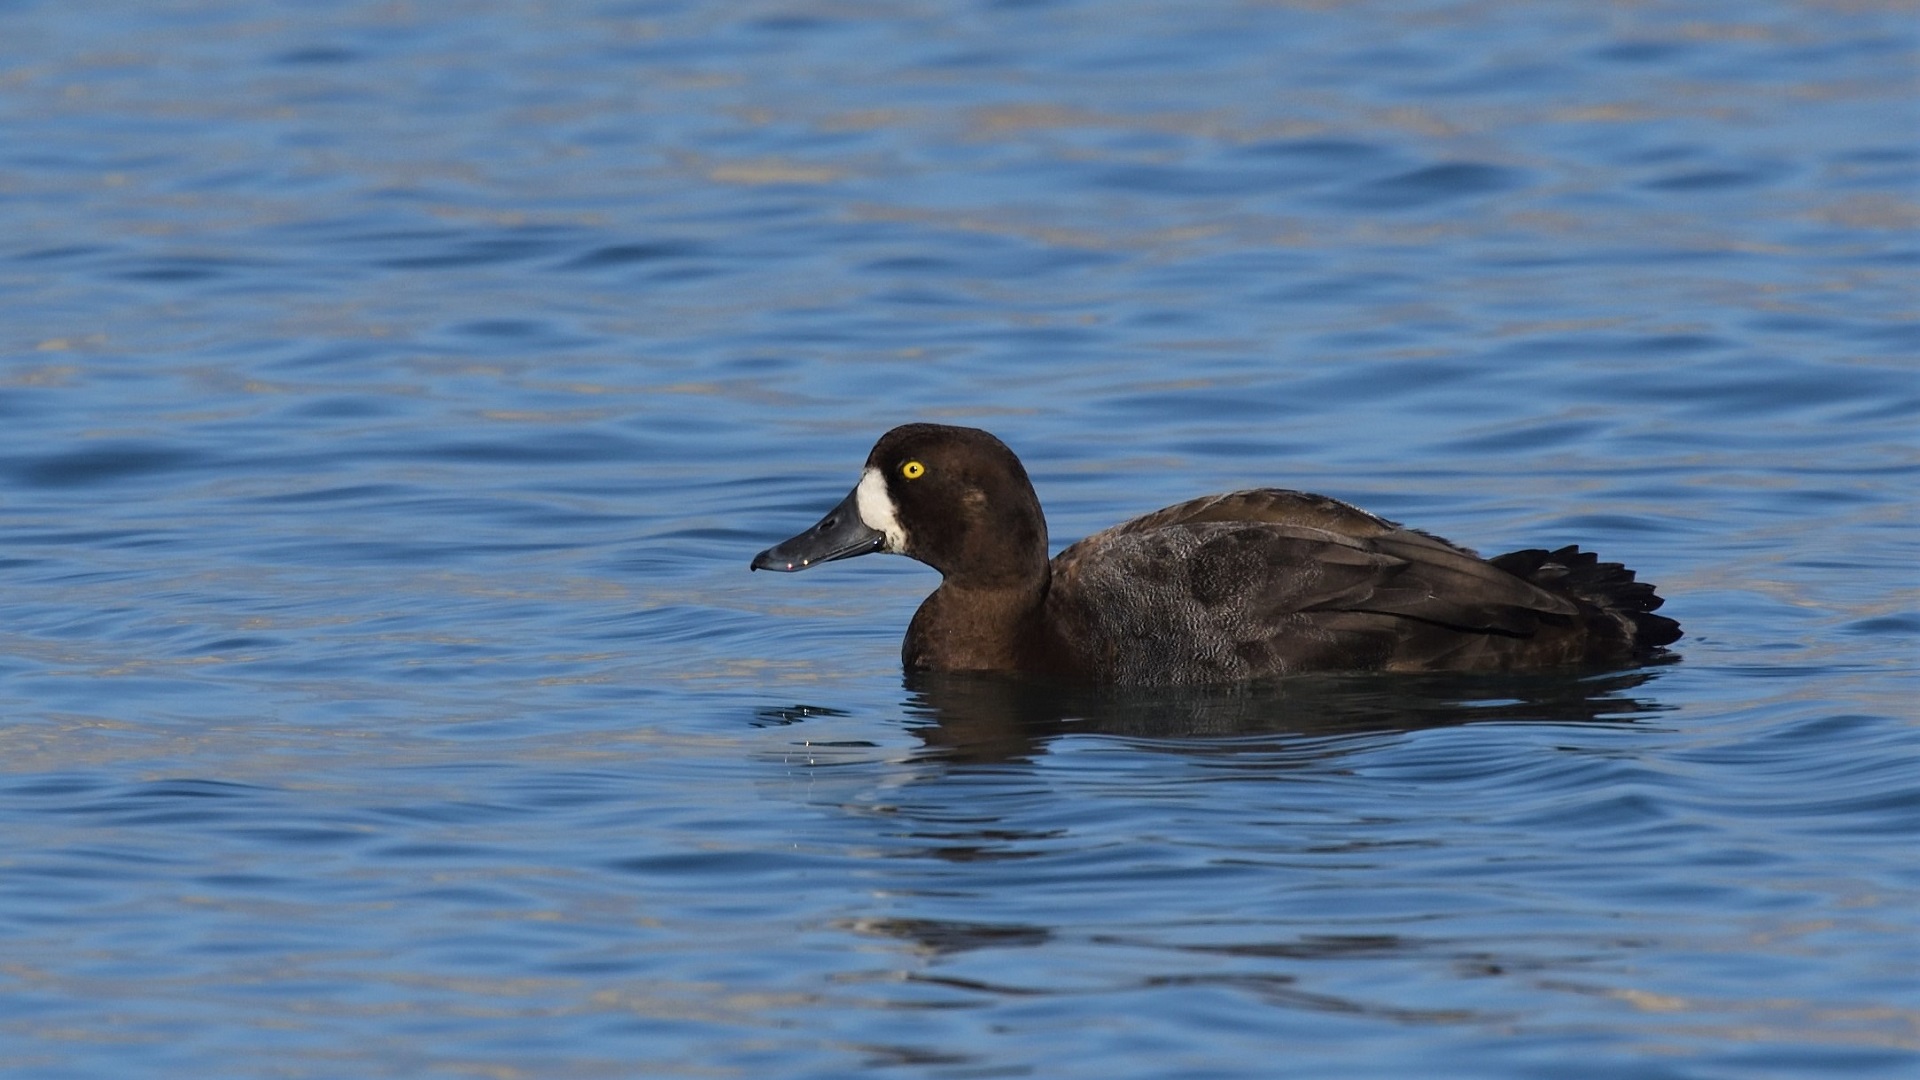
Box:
[1044,490,1678,685]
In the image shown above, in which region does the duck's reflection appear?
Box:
[902,665,1672,764]
[755,668,1679,1028]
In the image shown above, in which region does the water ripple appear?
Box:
[1,1,1914,1077]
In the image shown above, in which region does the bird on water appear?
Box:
[752,424,1680,686]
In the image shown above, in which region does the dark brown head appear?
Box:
[751,424,1050,589]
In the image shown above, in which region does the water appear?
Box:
[2,1,1916,1076]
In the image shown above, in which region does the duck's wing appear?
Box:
[1084,489,1444,547]
[1048,493,1583,683]
[1067,488,1576,622]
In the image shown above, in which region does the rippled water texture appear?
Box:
[3,2,1917,1077]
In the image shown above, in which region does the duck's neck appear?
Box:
[904,576,1055,676]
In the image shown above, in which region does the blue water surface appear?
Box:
[2,1,1917,1077]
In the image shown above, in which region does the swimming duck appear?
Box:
[751,424,1680,685]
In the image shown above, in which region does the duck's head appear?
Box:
[751,424,1048,587]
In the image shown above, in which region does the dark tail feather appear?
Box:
[1491,545,1682,656]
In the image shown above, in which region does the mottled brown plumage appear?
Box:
[752,424,1680,686]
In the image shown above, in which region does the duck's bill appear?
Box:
[751,487,885,572]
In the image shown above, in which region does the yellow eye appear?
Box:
[901,460,925,480]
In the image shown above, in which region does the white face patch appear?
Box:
[854,466,907,553]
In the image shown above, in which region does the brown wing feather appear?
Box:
[1083,489,1417,545]
[1048,492,1592,683]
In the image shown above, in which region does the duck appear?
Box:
[751,423,1680,686]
